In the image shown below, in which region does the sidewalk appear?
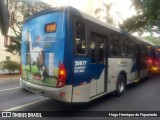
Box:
[0,73,21,80]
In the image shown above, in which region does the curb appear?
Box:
[0,76,20,81]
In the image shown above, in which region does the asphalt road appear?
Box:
[0,76,160,120]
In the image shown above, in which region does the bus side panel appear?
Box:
[107,58,121,93]
[107,58,139,93]
[71,16,108,102]
[71,57,106,102]
[72,57,91,102]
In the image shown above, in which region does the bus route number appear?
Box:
[74,61,87,73]
[45,23,56,33]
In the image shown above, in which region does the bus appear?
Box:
[20,6,153,102]
[148,46,160,75]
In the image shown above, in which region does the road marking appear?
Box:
[0,87,21,92]
[3,98,49,111]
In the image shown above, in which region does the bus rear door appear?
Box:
[89,32,107,97]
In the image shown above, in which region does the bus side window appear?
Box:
[75,19,86,54]
[129,39,135,57]
[98,41,104,63]
[90,40,96,63]
[122,37,128,57]
[90,32,105,64]
[110,32,121,57]
[122,37,135,57]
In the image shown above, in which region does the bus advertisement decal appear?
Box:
[21,12,66,87]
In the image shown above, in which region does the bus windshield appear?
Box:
[21,11,66,87]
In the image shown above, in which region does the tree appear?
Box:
[0,60,21,74]
[121,0,160,34]
[142,36,160,46]
[95,3,113,24]
[95,2,122,26]
[6,0,51,56]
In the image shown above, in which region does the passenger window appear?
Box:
[75,19,86,54]
[122,37,128,57]
[90,32,105,64]
[122,37,135,57]
[98,41,104,63]
[110,32,121,57]
[90,40,96,63]
[129,39,135,57]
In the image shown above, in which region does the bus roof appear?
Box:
[135,37,154,46]
[25,6,121,33]
[68,6,154,46]
[25,6,154,46]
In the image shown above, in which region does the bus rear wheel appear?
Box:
[115,75,125,97]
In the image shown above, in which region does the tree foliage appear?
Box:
[7,0,51,56]
[121,0,160,34]
[0,60,21,74]
[94,2,122,26]
[142,36,160,46]
[95,3,113,24]
[5,35,21,55]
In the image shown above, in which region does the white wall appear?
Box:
[0,32,20,63]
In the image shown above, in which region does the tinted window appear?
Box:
[110,32,121,57]
[98,41,104,63]
[141,46,148,57]
[75,19,86,54]
[90,32,105,64]
[122,37,135,57]
[90,39,96,63]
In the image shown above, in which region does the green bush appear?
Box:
[0,60,21,74]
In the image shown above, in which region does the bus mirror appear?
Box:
[0,0,9,35]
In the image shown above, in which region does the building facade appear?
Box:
[0,33,20,63]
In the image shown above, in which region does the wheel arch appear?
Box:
[119,70,127,85]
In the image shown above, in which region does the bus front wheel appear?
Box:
[115,75,125,97]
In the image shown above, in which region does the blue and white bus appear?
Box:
[20,6,153,102]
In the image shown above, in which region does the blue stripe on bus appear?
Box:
[72,57,105,86]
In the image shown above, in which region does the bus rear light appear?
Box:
[57,63,67,88]
[147,58,153,64]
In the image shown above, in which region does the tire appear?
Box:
[115,75,126,97]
